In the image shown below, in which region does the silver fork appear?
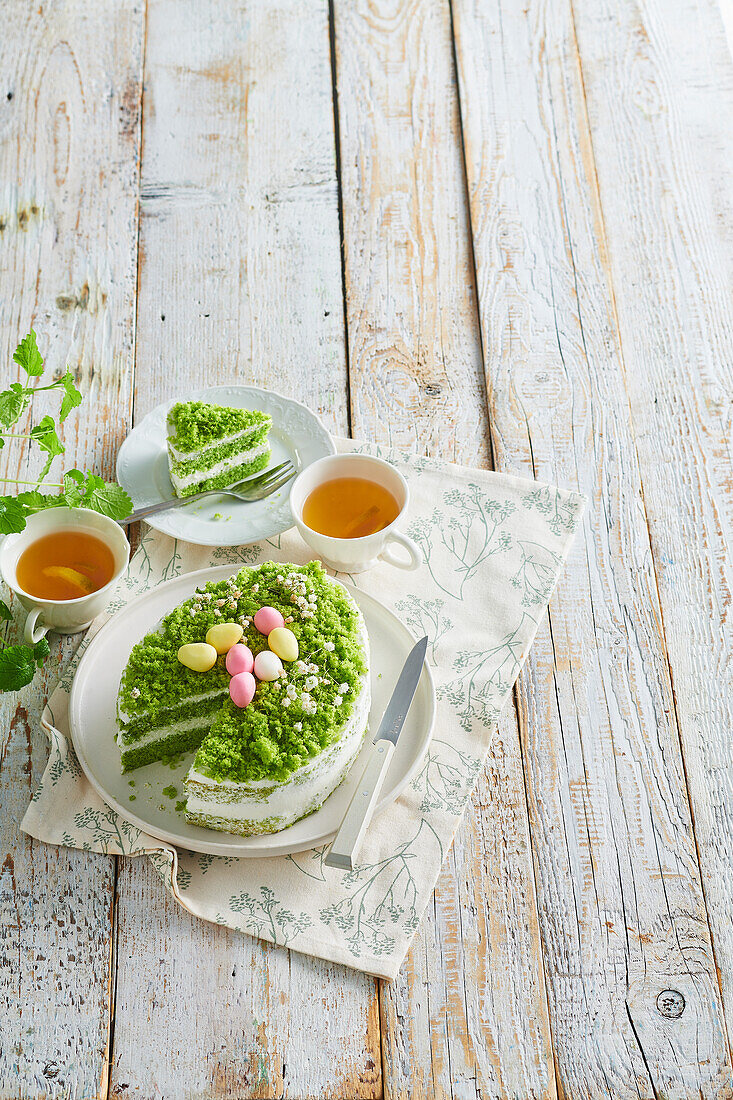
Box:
[119,461,297,526]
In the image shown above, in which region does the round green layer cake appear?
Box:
[116,561,371,836]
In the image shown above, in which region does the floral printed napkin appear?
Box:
[21,439,584,980]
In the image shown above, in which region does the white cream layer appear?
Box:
[116,708,224,751]
[185,672,371,826]
[169,440,271,494]
[168,425,266,463]
[116,688,225,735]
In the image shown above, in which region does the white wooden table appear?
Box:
[1,0,732,1096]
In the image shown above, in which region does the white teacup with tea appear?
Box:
[0,508,130,642]
[290,454,422,574]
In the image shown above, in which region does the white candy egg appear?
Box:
[254,649,284,682]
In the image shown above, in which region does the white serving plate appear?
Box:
[116,385,335,546]
[68,565,435,857]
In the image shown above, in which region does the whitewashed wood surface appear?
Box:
[0,0,731,1097]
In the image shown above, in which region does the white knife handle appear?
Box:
[325,740,395,870]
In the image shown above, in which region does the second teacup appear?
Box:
[290,454,422,574]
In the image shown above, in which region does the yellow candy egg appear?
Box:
[268,626,299,663]
[177,642,218,672]
[206,622,244,654]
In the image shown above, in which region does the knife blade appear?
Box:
[325,635,428,871]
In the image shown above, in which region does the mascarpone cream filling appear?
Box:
[168,424,266,463]
[169,441,271,493]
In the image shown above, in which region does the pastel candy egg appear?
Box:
[225,643,254,676]
[268,626,299,663]
[177,642,218,672]
[254,649,284,682]
[254,606,285,635]
[206,622,244,654]
[229,671,256,708]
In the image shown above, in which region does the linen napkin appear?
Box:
[21,439,584,980]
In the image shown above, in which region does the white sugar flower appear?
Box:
[294,721,302,731]
[282,696,291,707]
[334,695,343,707]
[339,683,349,693]
[304,675,318,691]
[130,687,140,699]
[324,641,335,651]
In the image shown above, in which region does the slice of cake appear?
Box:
[116,561,370,836]
[166,400,272,498]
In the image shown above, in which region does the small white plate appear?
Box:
[68,566,435,858]
[116,385,335,547]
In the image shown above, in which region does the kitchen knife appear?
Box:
[325,635,428,871]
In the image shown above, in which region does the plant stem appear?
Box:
[0,477,63,487]
[0,433,35,440]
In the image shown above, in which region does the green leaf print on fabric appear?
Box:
[511,540,562,608]
[229,885,312,946]
[394,595,452,661]
[72,807,142,854]
[319,819,443,958]
[211,544,261,564]
[438,613,536,733]
[523,485,584,536]
[285,844,330,882]
[410,740,483,814]
[160,540,182,582]
[407,486,514,600]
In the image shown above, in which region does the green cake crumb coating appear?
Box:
[167,400,271,453]
[117,562,367,783]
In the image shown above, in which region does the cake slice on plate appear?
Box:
[166,400,272,498]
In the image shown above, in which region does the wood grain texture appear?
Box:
[109,1,381,1096]
[570,0,733,1036]
[0,2,144,1096]
[452,0,733,1094]
[333,1,556,1095]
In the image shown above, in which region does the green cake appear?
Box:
[116,561,371,836]
[166,400,272,497]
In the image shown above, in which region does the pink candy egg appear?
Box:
[229,671,256,708]
[254,605,285,635]
[225,643,254,676]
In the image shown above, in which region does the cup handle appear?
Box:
[378,531,422,571]
[25,607,50,645]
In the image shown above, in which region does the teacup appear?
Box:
[290,454,422,574]
[0,507,130,643]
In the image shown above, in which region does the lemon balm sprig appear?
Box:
[0,329,133,691]
[0,330,132,536]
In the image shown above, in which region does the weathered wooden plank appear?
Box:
[332,1,556,1096]
[109,1,382,1096]
[0,1,144,1097]
[569,0,733,1041]
[452,0,733,1094]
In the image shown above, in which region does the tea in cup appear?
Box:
[290,454,421,573]
[0,507,130,642]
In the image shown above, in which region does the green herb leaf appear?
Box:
[0,644,36,691]
[0,496,28,534]
[59,371,82,421]
[82,475,132,520]
[12,330,44,377]
[0,383,29,428]
[33,637,50,665]
[16,490,66,513]
[29,414,64,482]
[62,468,85,506]
[0,600,12,622]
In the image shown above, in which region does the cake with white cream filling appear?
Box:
[166,400,272,498]
[116,561,370,836]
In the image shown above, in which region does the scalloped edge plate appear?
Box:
[116,385,335,546]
